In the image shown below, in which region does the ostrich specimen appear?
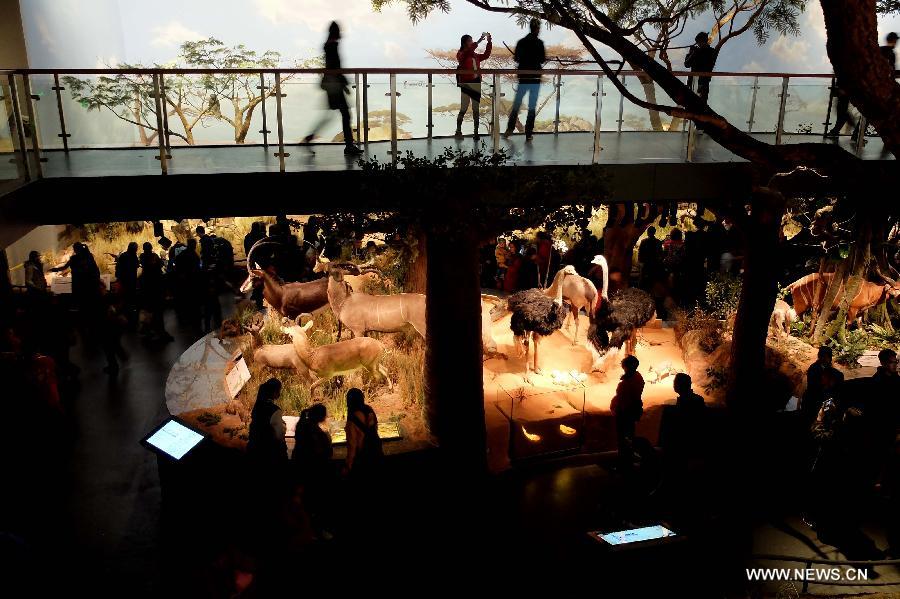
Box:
[544,264,602,345]
[508,269,572,381]
[586,287,656,372]
[239,239,329,318]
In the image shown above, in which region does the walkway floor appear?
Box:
[2,131,890,180]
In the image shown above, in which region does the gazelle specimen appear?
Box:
[281,314,392,394]
[544,264,600,345]
[313,253,426,340]
[239,239,329,318]
[246,322,311,382]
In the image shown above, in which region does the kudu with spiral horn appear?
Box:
[239,238,329,318]
[313,251,426,340]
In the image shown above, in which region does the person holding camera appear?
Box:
[455,31,492,139]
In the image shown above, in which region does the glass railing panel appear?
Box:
[783,79,831,137]
[0,77,21,181]
[705,76,755,133]
[555,73,599,133]
[748,76,784,134]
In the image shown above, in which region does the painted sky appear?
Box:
[19,0,900,73]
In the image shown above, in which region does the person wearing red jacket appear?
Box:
[455,32,492,139]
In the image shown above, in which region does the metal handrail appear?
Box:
[0,67,854,79]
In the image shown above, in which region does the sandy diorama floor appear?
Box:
[482,312,715,466]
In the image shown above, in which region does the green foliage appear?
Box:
[866,323,900,349]
[703,366,728,394]
[197,412,221,426]
[704,273,742,321]
[825,329,869,368]
[259,314,290,345]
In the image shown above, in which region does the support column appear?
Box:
[424,224,486,475]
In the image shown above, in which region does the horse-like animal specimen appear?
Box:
[239,239,329,318]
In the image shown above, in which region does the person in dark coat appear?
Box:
[115,242,140,328]
[343,388,382,484]
[139,242,173,342]
[504,19,546,140]
[802,346,845,428]
[247,379,288,469]
[243,221,266,258]
[23,251,47,294]
[881,31,898,72]
[826,77,861,140]
[303,22,362,155]
[685,32,717,101]
[610,354,645,471]
[637,227,662,288]
[293,403,334,537]
[174,238,202,327]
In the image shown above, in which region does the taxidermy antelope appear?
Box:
[246,322,311,382]
[788,270,900,324]
[281,314,392,394]
[313,252,426,340]
[239,239,329,318]
[769,299,797,337]
[544,264,600,345]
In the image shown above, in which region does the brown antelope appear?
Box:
[788,271,900,324]
[239,239,329,318]
[281,315,392,394]
[246,323,311,381]
[313,253,426,340]
[544,264,600,345]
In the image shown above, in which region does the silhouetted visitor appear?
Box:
[196,225,214,268]
[115,242,140,328]
[243,221,265,258]
[304,22,363,155]
[494,238,511,289]
[535,232,552,287]
[174,238,202,327]
[503,241,522,292]
[866,349,899,478]
[139,242,172,342]
[610,355,644,471]
[685,32,717,101]
[50,243,102,313]
[881,31,898,71]
[660,373,706,468]
[802,346,844,428]
[638,226,662,287]
[24,251,47,294]
[518,246,540,290]
[293,403,334,538]
[663,228,685,271]
[247,378,288,469]
[826,77,861,140]
[344,388,382,483]
[454,31,492,139]
[504,19,545,141]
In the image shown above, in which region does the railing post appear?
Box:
[427,73,434,140]
[491,73,501,153]
[553,73,562,135]
[158,74,172,156]
[389,73,398,162]
[362,73,369,146]
[21,75,44,178]
[592,75,603,163]
[775,76,789,145]
[354,72,361,143]
[747,76,759,133]
[617,74,625,134]
[855,115,867,155]
[273,72,288,172]
[258,72,270,148]
[7,74,31,181]
[822,76,835,137]
[52,73,71,153]
[151,74,168,175]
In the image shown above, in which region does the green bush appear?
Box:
[674,307,724,353]
[866,323,900,349]
[704,273,742,321]
[825,329,869,368]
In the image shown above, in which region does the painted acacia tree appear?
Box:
[65,38,319,146]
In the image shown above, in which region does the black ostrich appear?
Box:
[586,287,656,372]
[507,271,571,381]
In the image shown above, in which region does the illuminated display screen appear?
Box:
[144,419,205,460]
[594,525,676,546]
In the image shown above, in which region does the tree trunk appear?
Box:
[602,203,658,291]
[424,224,486,474]
[727,189,785,412]
[821,0,900,159]
[405,230,428,294]
[636,73,665,131]
[822,219,872,342]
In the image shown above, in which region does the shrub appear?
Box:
[825,329,869,368]
[703,366,728,393]
[866,323,900,350]
[704,273,742,321]
[674,307,724,353]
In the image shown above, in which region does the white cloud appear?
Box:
[151,21,204,47]
[383,41,406,62]
[254,0,413,36]
[770,35,809,62]
[805,1,827,42]
[741,60,764,73]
